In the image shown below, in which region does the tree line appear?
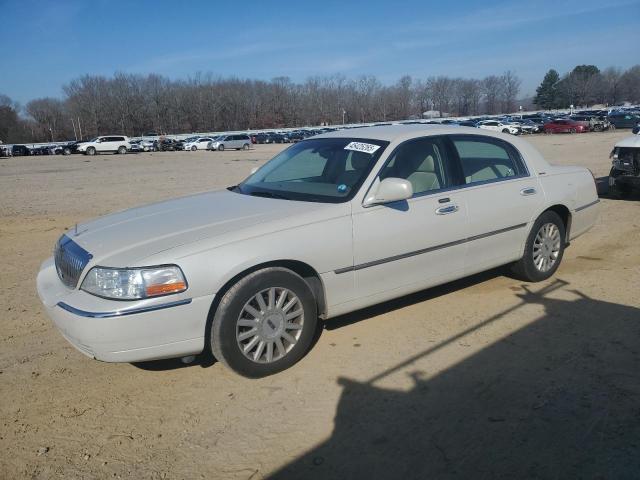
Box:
[0,64,638,144]
[2,71,522,143]
[534,65,640,109]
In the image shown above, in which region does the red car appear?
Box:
[543,119,588,134]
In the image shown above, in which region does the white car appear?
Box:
[184,137,214,151]
[76,136,130,155]
[477,120,520,135]
[37,125,599,377]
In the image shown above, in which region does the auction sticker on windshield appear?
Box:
[344,142,381,154]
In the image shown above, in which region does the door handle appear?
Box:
[520,187,537,196]
[435,204,459,215]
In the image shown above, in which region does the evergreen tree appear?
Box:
[533,69,561,109]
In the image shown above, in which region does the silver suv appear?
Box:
[208,134,251,151]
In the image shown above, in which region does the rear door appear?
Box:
[447,134,544,274]
[350,136,468,299]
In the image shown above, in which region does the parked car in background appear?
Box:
[59,141,83,155]
[76,136,130,155]
[8,144,31,156]
[506,120,539,134]
[477,120,520,134]
[129,140,145,153]
[157,139,182,151]
[609,135,640,197]
[137,139,155,151]
[568,115,594,131]
[37,125,599,377]
[608,113,640,129]
[543,119,588,134]
[208,134,251,151]
[184,137,214,151]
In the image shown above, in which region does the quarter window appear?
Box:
[451,137,525,185]
[379,137,451,195]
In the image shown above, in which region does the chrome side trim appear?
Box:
[56,298,192,318]
[334,223,527,274]
[575,199,600,212]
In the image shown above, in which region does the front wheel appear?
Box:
[510,211,565,282]
[191,145,197,151]
[211,267,318,378]
[218,144,224,151]
[502,128,510,134]
[117,146,127,154]
[86,147,96,156]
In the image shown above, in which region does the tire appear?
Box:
[117,146,127,155]
[218,144,224,151]
[502,128,510,134]
[211,267,318,378]
[510,211,566,282]
[63,148,71,155]
[569,128,576,134]
[191,145,197,151]
[242,143,249,150]
[86,147,96,156]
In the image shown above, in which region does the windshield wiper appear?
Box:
[248,191,291,200]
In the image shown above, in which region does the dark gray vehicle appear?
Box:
[609,135,640,197]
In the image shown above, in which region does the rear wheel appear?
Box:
[510,211,565,282]
[242,143,249,150]
[569,128,576,134]
[211,267,318,378]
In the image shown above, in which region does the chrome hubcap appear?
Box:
[236,287,304,363]
[533,223,561,272]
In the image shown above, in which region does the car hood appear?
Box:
[69,189,343,266]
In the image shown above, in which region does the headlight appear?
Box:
[81,265,187,300]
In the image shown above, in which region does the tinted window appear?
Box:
[451,136,526,185]
[379,137,451,195]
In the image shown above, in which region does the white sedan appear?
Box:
[184,137,214,151]
[37,125,599,377]
[477,120,520,135]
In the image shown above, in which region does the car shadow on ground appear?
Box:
[269,279,640,479]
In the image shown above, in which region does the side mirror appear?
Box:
[95,138,101,143]
[363,177,413,207]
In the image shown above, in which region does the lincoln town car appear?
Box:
[37,125,599,377]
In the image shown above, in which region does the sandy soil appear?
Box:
[1,132,639,479]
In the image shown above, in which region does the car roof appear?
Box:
[615,135,640,148]
[313,124,551,173]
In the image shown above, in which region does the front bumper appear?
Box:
[37,258,213,362]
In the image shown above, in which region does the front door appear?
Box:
[350,136,468,300]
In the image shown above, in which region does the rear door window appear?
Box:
[450,136,527,185]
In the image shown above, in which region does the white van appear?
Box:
[77,136,130,155]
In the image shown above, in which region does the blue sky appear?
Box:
[1,0,639,104]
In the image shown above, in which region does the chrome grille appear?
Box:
[54,235,93,288]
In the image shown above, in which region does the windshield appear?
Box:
[237,137,389,203]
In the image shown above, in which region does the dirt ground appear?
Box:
[1,131,639,479]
